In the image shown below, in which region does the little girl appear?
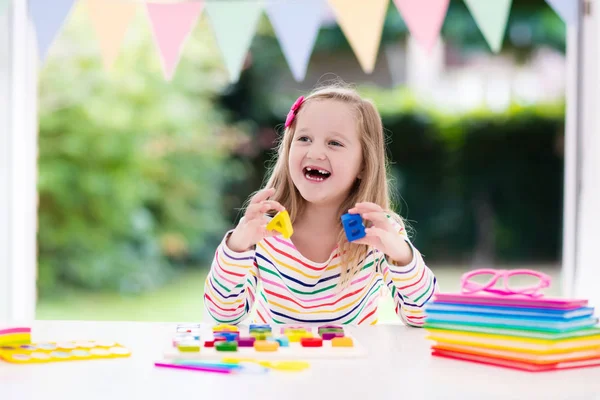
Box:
[204,84,438,327]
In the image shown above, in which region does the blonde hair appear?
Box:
[261,83,404,287]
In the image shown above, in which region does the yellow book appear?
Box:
[426,329,600,354]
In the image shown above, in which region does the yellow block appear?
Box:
[266,210,293,239]
[212,324,238,332]
[254,340,279,352]
[332,337,354,347]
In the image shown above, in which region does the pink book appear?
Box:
[432,293,588,310]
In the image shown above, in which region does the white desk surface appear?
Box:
[1,320,600,400]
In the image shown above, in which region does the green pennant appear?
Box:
[463,0,513,53]
[205,0,264,83]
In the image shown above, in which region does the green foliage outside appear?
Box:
[37,8,249,297]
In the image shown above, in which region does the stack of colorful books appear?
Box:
[424,269,600,372]
[0,326,31,346]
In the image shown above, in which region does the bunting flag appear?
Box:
[29,0,76,60]
[85,0,138,72]
[327,0,388,74]
[545,0,580,25]
[205,0,264,83]
[265,0,326,82]
[463,0,513,53]
[0,0,9,16]
[146,1,204,80]
[393,0,450,53]
[23,0,580,80]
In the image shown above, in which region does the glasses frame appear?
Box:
[460,268,552,298]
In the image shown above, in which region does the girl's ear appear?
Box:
[357,168,364,180]
[357,163,365,180]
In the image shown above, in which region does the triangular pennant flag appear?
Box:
[265,0,326,82]
[146,1,204,80]
[393,0,450,53]
[0,0,10,16]
[205,0,264,83]
[29,0,76,61]
[327,0,388,74]
[85,0,138,71]
[545,0,580,25]
[463,0,513,53]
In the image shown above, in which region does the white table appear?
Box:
[1,321,599,400]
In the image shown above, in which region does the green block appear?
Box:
[215,341,238,352]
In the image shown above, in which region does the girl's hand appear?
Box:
[227,188,286,252]
[348,202,413,265]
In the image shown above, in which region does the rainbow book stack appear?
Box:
[424,269,600,372]
[0,327,31,346]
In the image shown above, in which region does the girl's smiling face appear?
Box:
[288,99,363,207]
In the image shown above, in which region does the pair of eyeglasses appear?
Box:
[460,269,552,298]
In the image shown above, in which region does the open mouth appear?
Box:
[303,166,331,182]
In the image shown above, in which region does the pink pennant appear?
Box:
[393,0,450,53]
[146,1,204,80]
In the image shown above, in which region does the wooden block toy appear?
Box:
[266,210,293,238]
[250,332,271,340]
[164,323,365,361]
[0,340,131,364]
[237,337,256,347]
[321,332,345,340]
[215,341,238,352]
[254,340,279,352]
[301,337,323,347]
[214,332,239,341]
[249,324,272,332]
[341,213,366,242]
[331,337,354,347]
[177,342,201,352]
[212,324,238,333]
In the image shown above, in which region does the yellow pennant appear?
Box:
[85,0,138,71]
[327,0,389,74]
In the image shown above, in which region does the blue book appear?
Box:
[424,303,595,320]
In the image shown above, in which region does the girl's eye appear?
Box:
[329,141,343,147]
[297,136,310,142]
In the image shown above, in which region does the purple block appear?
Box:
[322,332,345,340]
[237,337,256,347]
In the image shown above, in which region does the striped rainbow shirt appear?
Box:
[203,227,438,327]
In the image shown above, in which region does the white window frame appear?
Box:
[0,1,596,323]
[0,0,38,324]
[563,0,600,308]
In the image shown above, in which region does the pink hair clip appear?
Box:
[285,96,305,128]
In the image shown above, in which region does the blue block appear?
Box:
[249,324,272,332]
[213,332,239,341]
[341,213,366,242]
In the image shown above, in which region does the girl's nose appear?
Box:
[306,146,326,160]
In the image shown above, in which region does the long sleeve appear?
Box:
[203,231,259,325]
[379,218,439,327]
